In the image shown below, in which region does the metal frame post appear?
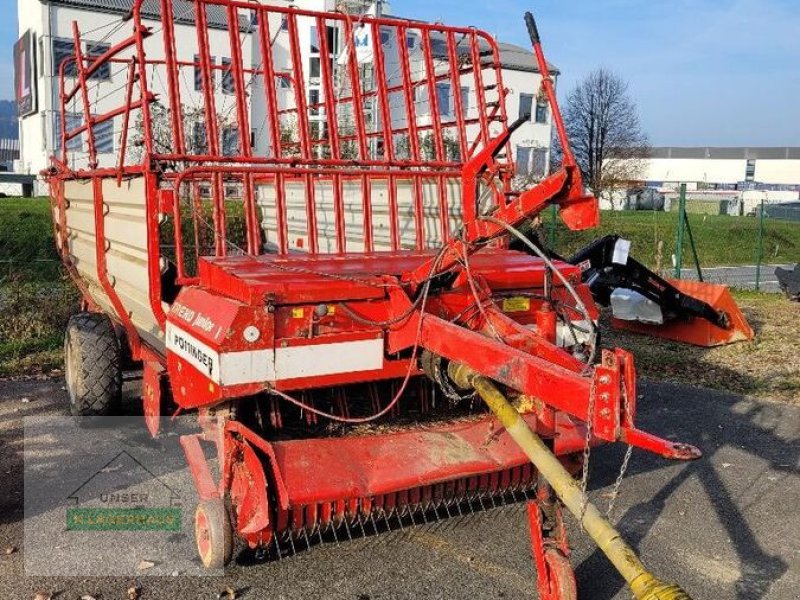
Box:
[674,183,687,279]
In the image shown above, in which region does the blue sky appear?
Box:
[3,0,798,146]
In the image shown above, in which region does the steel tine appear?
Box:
[272,532,282,561]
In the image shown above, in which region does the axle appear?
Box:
[448,362,693,600]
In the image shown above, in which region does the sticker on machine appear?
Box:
[165,323,220,382]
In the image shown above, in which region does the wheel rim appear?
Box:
[195,506,212,562]
[64,333,79,407]
[545,549,577,600]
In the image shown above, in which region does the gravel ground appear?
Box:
[0,376,798,600]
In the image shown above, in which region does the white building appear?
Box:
[639,147,800,190]
[17,0,556,193]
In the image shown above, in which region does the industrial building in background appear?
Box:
[608,146,800,216]
[16,0,557,195]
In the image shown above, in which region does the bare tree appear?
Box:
[554,68,649,201]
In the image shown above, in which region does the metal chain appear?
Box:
[578,385,596,529]
[605,377,635,519]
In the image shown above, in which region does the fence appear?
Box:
[544,184,800,293]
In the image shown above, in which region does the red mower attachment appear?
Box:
[47,2,699,597]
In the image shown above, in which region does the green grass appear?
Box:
[0,196,62,280]
[0,197,77,376]
[543,209,800,269]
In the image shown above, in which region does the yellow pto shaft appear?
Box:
[448,363,693,600]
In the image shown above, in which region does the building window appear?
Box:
[519,93,534,121]
[54,112,83,152]
[53,38,77,77]
[745,159,756,182]
[460,86,470,114]
[430,38,447,57]
[436,83,450,117]
[222,58,234,94]
[280,16,289,31]
[535,98,548,124]
[194,55,216,92]
[326,26,338,55]
[222,126,239,156]
[406,35,416,50]
[192,122,208,154]
[531,148,547,178]
[309,57,321,81]
[516,146,531,176]
[92,118,114,154]
[85,41,111,80]
[310,26,320,53]
[277,74,291,89]
[309,88,320,116]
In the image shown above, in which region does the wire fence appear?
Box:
[544,184,800,293]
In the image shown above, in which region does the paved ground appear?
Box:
[679,264,792,292]
[0,376,798,599]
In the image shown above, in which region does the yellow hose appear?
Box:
[448,363,693,600]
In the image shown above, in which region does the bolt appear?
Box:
[598,374,611,385]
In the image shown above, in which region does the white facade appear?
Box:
[18,0,262,190]
[638,148,800,188]
[18,0,554,191]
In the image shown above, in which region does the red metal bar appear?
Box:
[388,175,401,251]
[160,0,186,155]
[275,173,288,254]
[66,95,154,138]
[361,175,373,252]
[333,173,346,254]
[180,434,220,501]
[287,13,311,160]
[194,1,221,156]
[315,15,340,160]
[117,59,137,184]
[71,22,98,168]
[420,29,445,161]
[213,174,226,256]
[446,31,468,160]
[526,12,575,169]
[305,174,319,253]
[132,3,155,157]
[341,14,368,160]
[227,5,252,157]
[396,25,420,162]
[57,58,73,163]
[256,9,282,159]
[63,33,140,104]
[370,21,394,162]
[243,173,260,255]
[469,31,489,150]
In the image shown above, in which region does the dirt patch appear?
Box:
[602,291,800,403]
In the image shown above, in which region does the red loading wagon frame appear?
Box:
[47,0,701,588]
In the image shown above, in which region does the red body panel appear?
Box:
[270,413,583,506]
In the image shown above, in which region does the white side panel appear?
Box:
[274,338,385,380]
[64,176,163,349]
[257,176,463,253]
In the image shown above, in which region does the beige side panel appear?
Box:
[257,177,464,253]
[63,177,164,350]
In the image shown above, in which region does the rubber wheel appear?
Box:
[64,312,123,417]
[544,549,577,600]
[195,499,234,569]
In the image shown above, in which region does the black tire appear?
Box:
[195,498,234,569]
[64,312,123,417]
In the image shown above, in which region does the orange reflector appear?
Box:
[612,279,755,347]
